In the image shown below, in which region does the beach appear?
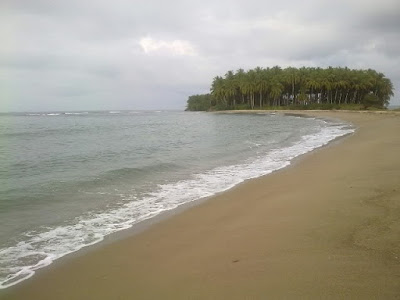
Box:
[2,111,400,299]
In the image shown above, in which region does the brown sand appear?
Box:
[2,111,400,299]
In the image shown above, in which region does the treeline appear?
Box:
[186,94,214,111]
[186,66,394,111]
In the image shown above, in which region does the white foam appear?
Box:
[65,112,89,115]
[0,121,354,289]
[46,113,60,116]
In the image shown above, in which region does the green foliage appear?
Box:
[362,93,382,109]
[186,66,394,111]
[234,103,252,110]
[185,94,214,111]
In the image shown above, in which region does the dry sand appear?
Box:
[2,111,400,299]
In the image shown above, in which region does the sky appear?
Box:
[1,0,399,112]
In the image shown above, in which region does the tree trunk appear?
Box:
[292,79,296,104]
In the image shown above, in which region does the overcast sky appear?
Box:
[1,0,399,112]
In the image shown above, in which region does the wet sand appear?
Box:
[2,111,400,299]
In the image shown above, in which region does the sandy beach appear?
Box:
[2,111,400,299]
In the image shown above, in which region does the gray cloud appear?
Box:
[1,0,399,112]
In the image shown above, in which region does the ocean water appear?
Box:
[0,110,354,288]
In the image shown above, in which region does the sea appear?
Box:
[0,110,354,289]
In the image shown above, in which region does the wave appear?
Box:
[0,122,354,289]
[102,163,179,179]
[64,112,89,115]
[25,113,60,116]
[69,163,182,189]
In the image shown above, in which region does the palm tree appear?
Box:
[269,80,283,106]
[306,76,320,104]
[255,67,268,107]
[210,76,227,106]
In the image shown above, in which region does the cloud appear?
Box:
[139,37,196,56]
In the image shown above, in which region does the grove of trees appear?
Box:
[186,66,394,111]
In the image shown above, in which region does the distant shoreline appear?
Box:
[213,108,400,116]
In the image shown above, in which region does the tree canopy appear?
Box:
[185,94,215,111]
[186,66,394,111]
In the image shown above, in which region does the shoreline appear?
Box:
[2,111,400,299]
[0,110,353,290]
